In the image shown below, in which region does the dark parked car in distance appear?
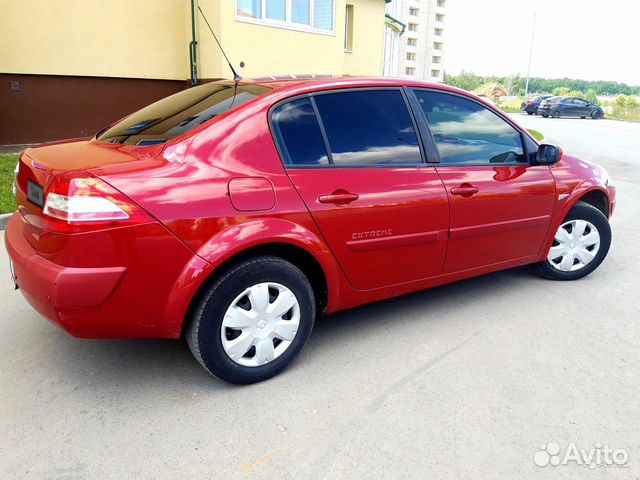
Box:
[538,96,605,119]
[520,95,552,115]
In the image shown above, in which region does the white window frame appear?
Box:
[236,0,337,36]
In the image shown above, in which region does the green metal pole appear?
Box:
[190,0,198,86]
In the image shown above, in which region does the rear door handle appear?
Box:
[318,190,359,205]
[450,184,479,197]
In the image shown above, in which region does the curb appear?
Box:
[0,213,13,231]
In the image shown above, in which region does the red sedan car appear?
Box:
[5,77,615,384]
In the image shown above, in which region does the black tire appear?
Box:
[186,255,315,384]
[531,201,611,281]
[542,113,549,118]
[580,116,586,119]
[591,110,602,119]
[552,110,562,119]
[527,111,534,115]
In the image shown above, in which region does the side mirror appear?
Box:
[535,144,562,166]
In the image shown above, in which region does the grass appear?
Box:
[0,154,19,214]
[497,99,523,113]
[605,104,640,121]
[527,129,544,141]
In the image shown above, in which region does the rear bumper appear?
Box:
[4,212,198,338]
[5,214,125,334]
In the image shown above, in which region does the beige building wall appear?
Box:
[0,0,191,80]
[1,0,387,81]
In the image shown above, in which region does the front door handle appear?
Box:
[450,183,479,197]
[318,190,360,205]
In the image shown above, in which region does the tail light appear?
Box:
[527,102,533,106]
[42,171,152,233]
[546,103,558,107]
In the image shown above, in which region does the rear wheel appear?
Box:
[542,113,549,118]
[531,201,611,281]
[527,111,534,115]
[187,255,316,384]
[552,110,562,119]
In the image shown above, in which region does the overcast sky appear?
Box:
[445,0,640,85]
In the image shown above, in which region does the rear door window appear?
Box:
[313,90,422,166]
[271,98,330,165]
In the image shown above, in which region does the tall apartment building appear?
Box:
[383,0,446,82]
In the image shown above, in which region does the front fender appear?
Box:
[538,181,609,261]
[161,218,343,336]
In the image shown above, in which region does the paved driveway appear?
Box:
[1,117,640,479]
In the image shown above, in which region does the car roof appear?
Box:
[238,75,465,95]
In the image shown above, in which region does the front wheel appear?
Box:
[531,201,611,281]
[186,255,316,384]
[542,113,549,118]
[527,111,534,115]
[552,110,562,119]
[591,110,602,119]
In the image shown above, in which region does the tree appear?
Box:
[552,87,571,96]
[442,72,640,97]
[585,89,598,104]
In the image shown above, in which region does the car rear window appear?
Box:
[97,82,270,145]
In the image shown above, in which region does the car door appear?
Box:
[564,98,581,117]
[573,99,590,116]
[270,89,449,290]
[410,89,556,273]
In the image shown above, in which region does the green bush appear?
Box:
[615,94,627,106]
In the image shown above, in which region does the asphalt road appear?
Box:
[2,116,640,479]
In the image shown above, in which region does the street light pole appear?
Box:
[524,10,537,98]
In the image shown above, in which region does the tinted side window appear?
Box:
[271,98,330,165]
[415,91,525,165]
[98,83,270,145]
[313,90,422,165]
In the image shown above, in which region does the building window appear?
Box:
[266,0,286,20]
[238,0,262,18]
[405,67,415,75]
[409,7,419,16]
[407,37,417,46]
[432,55,441,64]
[437,0,446,7]
[406,52,416,61]
[314,0,334,30]
[344,4,354,51]
[433,42,443,50]
[434,27,443,36]
[436,13,445,22]
[236,0,335,33]
[292,0,310,24]
[408,22,418,32]
[431,69,441,77]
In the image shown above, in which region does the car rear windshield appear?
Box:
[97,82,270,145]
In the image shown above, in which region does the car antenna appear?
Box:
[197,5,242,82]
